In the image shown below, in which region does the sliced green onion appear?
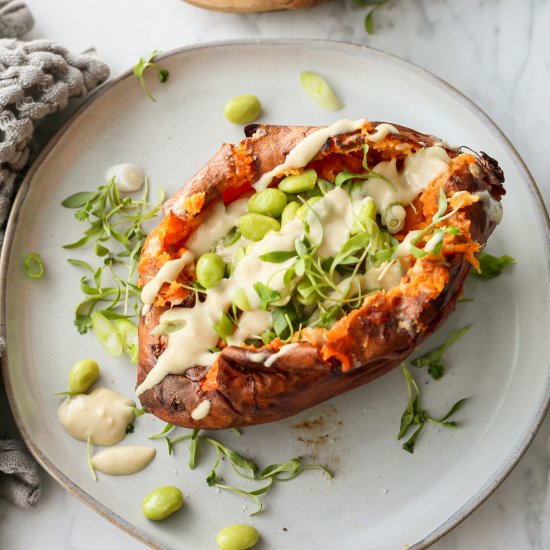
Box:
[91,311,122,356]
[300,71,343,111]
[25,252,45,279]
[214,312,235,342]
[114,319,138,363]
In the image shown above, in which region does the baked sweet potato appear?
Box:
[137,119,505,429]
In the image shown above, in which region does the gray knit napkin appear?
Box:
[0,15,110,508]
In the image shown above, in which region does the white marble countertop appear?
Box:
[1,0,549,548]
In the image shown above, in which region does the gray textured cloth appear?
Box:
[0,37,110,508]
[0,430,41,508]
[0,1,34,38]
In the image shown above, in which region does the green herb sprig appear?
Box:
[471,252,515,279]
[162,429,331,515]
[61,177,164,360]
[398,366,467,453]
[411,325,472,380]
[133,50,170,101]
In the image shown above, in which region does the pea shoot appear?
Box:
[411,325,472,380]
[159,428,331,515]
[61,176,164,361]
[398,366,467,453]
[133,50,170,102]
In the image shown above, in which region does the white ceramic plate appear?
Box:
[1,41,549,550]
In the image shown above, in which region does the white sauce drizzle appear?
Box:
[58,388,135,446]
[138,122,454,394]
[105,163,145,192]
[141,250,194,306]
[254,118,369,191]
[91,446,156,476]
[191,400,211,420]
[264,343,300,368]
[365,123,399,143]
[136,187,353,396]
[424,231,445,253]
[247,351,269,363]
[350,147,450,214]
[185,198,249,256]
[226,310,271,346]
[475,190,503,224]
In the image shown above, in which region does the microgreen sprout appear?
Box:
[411,325,472,380]
[162,428,331,515]
[87,435,97,481]
[398,366,467,453]
[61,177,164,359]
[133,50,170,101]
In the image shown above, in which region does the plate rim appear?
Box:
[1,38,549,550]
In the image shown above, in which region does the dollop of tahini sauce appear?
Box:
[136,119,453,397]
[58,387,135,446]
[105,163,145,192]
[91,446,156,476]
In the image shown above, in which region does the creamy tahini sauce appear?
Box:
[264,343,299,368]
[91,446,156,475]
[185,198,249,256]
[141,250,194,305]
[138,122,455,394]
[136,187,354,396]
[476,190,503,224]
[227,310,271,346]
[191,400,211,420]
[424,231,445,253]
[366,123,399,143]
[58,388,135,446]
[351,147,451,214]
[105,163,145,192]
[254,118,369,191]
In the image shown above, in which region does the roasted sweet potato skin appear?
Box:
[137,122,505,429]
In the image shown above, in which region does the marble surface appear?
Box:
[1,0,549,548]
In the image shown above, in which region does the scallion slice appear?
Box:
[25,252,45,279]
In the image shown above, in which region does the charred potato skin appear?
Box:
[138,122,505,429]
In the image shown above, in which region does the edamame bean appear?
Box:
[68,359,100,394]
[224,94,262,125]
[142,486,183,521]
[278,169,317,193]
[196,253,225,289]
[281,201,300,226]
[296,196,322,220]
[216,524,259,550]
[238,213,280,241]
[247,188,287,218]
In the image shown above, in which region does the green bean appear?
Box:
[247,189,287,217]
[281,201,300,226]
[142,486,183,521]
[224,94,261,125]
[216,524,259,550]
[68,359,100,394]
[196,253,225,289]
[278,169,317,193]
[296,196,322,220]
[238,213,280,241]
